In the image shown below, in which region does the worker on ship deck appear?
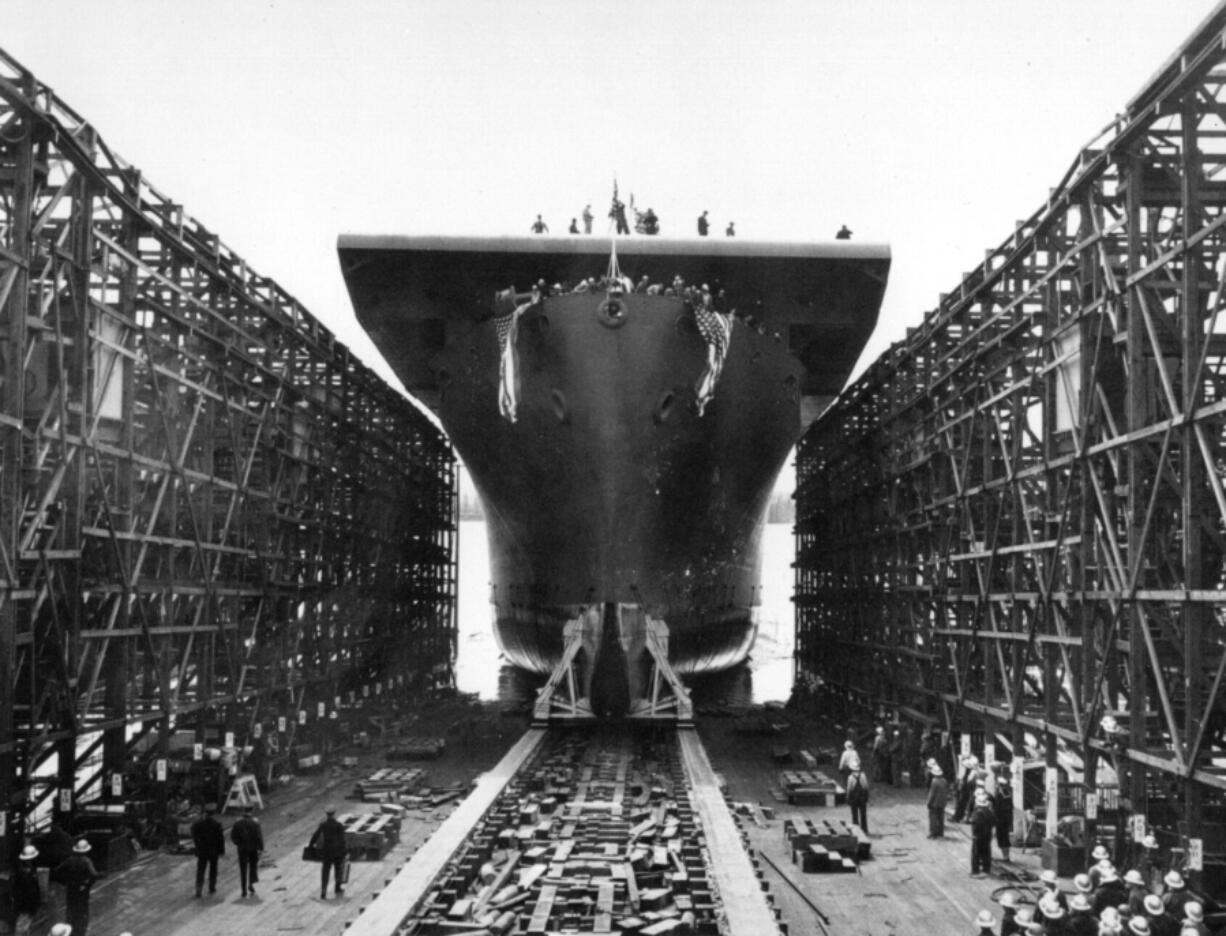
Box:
[531,214,548,234]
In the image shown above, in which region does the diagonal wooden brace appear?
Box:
[629,616,693,724]
[532,618,594,723]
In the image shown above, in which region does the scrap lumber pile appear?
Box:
[352,767,427,801]
[404,733,725,935]
[784,817,871,873]
[779,769,844,806]
[337,807,402,861]
[385,736,446,761]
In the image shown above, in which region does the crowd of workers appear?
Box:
[836,729,1219,936]
[531,204,856,240]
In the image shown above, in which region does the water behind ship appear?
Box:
[455,519,795,708]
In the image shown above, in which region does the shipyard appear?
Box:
[5,3,1226,936]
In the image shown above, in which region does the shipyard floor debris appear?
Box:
[32,697,1085,936]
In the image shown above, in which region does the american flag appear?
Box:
[496,286,541,422]
[693,298,732,416]
[497,306,523,423]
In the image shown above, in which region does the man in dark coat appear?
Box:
[846,768,869,833]
[1125,868,1149,917]
[230,803,265,898]
[919,730,940,777]
[38,821,74,869]
[1067,893,1097,936]
[1093,865,1128,918]
[992,779,1014,861]
[310,806,348,899]
[191,802,226,898]
[999,892,1022,936]
[1162,871,1195,922]
[969,789,996,877]
[52,839,100,936]
[871,726,891,784]
[13,844,42,936]
[889,729,906,786]
[1144,893,1180,936]
[952,754,978,823]
[926,763,949,838]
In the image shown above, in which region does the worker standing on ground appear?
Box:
[1144,894,1179,936]
[837,739,860,784]
[993,778,1014,862]
[1125,869,1149,917]
[926,763,949,838]
[13,844,42,936]
[974,909,997,936]
[920,729,939,783]
[230,802,265,898]
[999,892,1021,936]
[1088,844,1111,887]
[1181,902,1210,936]
[1039,868,1068,910]
[889,728,906,786]
[846,766,869,834]
[1068,893,1097,936]
[310,806,348,900]
[1137,835,1162,892]
[1162,872,1194,920]
[697,211,710,236]
[1100,907,1124,936]
[1094,865,1128,917]
[871,726,890,783]
[52,839,99,936]
[952,754,979,823]
[582,204,593,233]
[969,789,996,878]
[191,803,225,898]
[530,214,548,234]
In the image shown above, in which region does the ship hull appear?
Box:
[339,236,889,711]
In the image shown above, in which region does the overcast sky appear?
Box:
[5,0,1221,394]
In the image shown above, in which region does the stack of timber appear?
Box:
[732,711,790,736]
[337,809,402,861]
[784,817,870,872]
[352,767,427,801]
[779,770,844,806]
[386,736,447,761]
[402,732,729,936]
[400,780,469,810]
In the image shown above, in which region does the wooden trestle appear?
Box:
[794,0,1226,901]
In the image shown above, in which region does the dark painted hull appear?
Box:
[339,235,889,708]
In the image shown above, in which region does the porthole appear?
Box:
[598,299,627,328]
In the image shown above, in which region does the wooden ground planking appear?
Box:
[67,710,528,936]
[677,729,783,935]
[699,714,1056,936]
[344,727,548,936]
